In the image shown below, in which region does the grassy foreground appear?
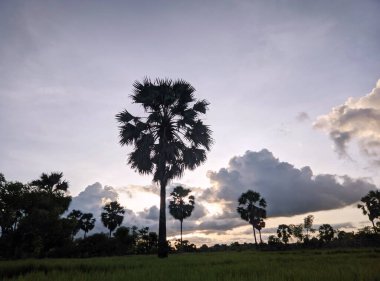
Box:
[1,249,380,281]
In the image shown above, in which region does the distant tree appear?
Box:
[256,218,266,244]
[357,190,380,232]
[67,209,83,238]
[79,213,96,238]
[237,190,267,245]
[268,235,281,245]
[319,224,334,243]
[27,172,71,215]
[116,78,212,258]
[290,224,304,243]
[0,176,27,236]
[169,185,195,246]
[277,224,293,244]
[101,201,125,237]
[303,214,315,240]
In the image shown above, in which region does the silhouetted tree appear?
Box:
[116,78,212,258]
[101,201,125,237]
[319,224,334,243]
[256,218,266,244]
[290,224,304,243]
[268,235,281,246]
[0,176,27,236]
[303,214,315,240]
[169,185,195,246]
[277,224,292,244]
[357,190,380,232]
[67,209,83,238]
[79,213,96,238]
[17,172,72,257]
[237,190,267,245]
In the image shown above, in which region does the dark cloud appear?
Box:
[315,79,380,162]
[202,149,375,217]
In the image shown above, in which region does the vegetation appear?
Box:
[1,249,380,281]
[116,78,212,258]
[358,190,380,232]
[169,185,195,246]
[237,190,267,245]
[101,201,125,238]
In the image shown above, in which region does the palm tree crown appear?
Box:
[116,78,212,181]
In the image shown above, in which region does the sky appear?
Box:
[1,0,380,245]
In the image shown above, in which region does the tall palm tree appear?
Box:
[169,185,195,246]
[101,201,125,237]
[237,190,267,245]
[116,78,212,258]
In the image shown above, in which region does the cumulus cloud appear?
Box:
[314,79,380,162]
[69,182,119,216]
[296,112,310,122]
[202,149,375,217]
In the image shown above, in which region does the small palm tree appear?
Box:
[303,214,315,240]
[277,224,292,244]
[101,201,125,237]
[357,190,380,232]
[169,185,195,246]
[67,209,83,238]
[237,190,267,245]
[318,224,334,243]
[79,213,96,238]
[116,78,212,258]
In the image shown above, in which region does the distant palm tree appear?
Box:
[318,224,334,243]
[237,190,267,245]
[101,201,125,237]
[79,213,96,238]
[67,209,83,238]
[357,190,380,232]
[303,214,315,240]
[256,218,266,244]
[116,78,212,258]
[277,224,292,244]
[30,172,68,194]
[28,172,71,215]
[169,185,195,246]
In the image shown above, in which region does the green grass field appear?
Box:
[1,249,380,281]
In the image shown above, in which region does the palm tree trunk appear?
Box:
[158,179,168,258]
[180,220,183,247]
[371,219,377,232]
[252,225,257,245]
[259,229,262,244]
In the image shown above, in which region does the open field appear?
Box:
[1,249,380,281]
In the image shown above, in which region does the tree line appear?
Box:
[1,171,379,259]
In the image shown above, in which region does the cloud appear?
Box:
[69,182,119,216]
[296,112,310,122]
[314,79,380,162]
[202,149,375,217]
